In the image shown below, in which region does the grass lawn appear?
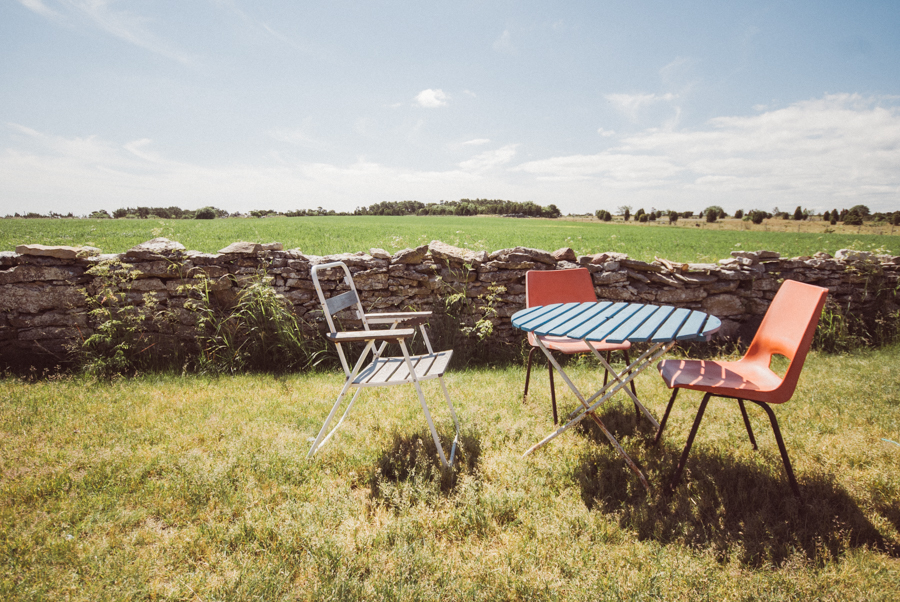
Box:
[2,215,897,262]
[1,345,898,600]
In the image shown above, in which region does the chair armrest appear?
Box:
[365,311,432,327]
[326,328,415,343]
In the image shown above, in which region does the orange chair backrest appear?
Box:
[526,268,597,308]
[743,279,828,403]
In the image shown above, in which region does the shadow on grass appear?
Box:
[368,429,482,506]
[573,409,899,566]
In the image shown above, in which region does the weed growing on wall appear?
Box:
[185,270,321,375]
[427,264,518,367]
[74,259,183,378]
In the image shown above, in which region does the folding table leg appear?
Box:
[529,337,651,491]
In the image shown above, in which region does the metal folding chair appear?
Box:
[307,261,460,468]
[655,279,828,500]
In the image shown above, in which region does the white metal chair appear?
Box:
[307,261,460,468]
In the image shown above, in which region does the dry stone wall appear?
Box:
[2,237,898,368]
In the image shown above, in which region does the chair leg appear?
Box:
[749,400,803,501]
[523,346,537,403]
[737,399,758,450]
[654,389,679,446]
[548,356,558,425]
[667,392,712,493]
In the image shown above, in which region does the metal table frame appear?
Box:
[512,301,720,490]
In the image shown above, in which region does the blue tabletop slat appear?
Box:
[538,301,613,336]
[650,307,692,342]
[564,302,630,340]
[701,315,722,340]
[514,301,721,344]
[510,304,547,326]
[625,305,676,342]
[513,303,567,331]
[676,310,709,341]
[605,304,662,344]
[580,303,643,342]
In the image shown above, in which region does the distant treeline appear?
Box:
[599,204,900,226]
[6,198,562,219]
[353,199,561,218]
[7,201,897,224]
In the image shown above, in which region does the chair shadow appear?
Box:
[573,436,899,567]
[368,429,482,503]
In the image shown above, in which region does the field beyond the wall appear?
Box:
[1,348,898,599]
[2,215,897,262]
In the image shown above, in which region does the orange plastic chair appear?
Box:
[654,279,828,500]
[523,268,636,424]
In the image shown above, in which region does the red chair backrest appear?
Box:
[526,268,597,308]
[743,279,828,403]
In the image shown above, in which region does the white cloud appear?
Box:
[462,138,491,146]
[493,29,515,54]
[606,92,678,122]
[18,0,194,64]
[16,0,62,19]
[518,94,900,211]
[597,128,616,138]
[459,145,517,172]
[414,89,449,108]
[3,95,899,217]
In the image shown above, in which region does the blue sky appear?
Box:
[2,1,899,216]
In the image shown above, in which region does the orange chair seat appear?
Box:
[658,358,785,403]
[529,332,632,355]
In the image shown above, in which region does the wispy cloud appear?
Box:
[16,0,62,20]
[17,0,194,64]
[459,145,517,172]
[606,92,678,122]
[493,29,515,54]
[462,138,491,146]
[414,89,449,108]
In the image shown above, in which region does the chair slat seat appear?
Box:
[355,350,453,386]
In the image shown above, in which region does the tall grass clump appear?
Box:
[187,271,323,375]
[74,262,322,377]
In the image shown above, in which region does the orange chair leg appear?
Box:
[523,346,537,403]
[749,400,802,501]
[654,389,680,446]
[667,392,712,493]
[737,399,758,450]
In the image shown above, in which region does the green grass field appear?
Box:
[1,347,898,600]
[2,216,897,262]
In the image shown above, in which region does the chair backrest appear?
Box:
[526,268,598,308]
[311,262,370,374]
[743,279,828,403]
